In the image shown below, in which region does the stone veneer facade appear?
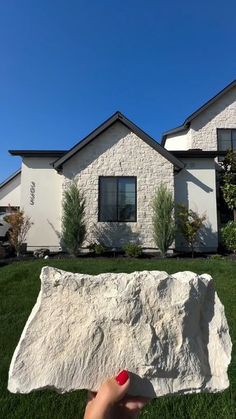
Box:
[191,86,236,150]
[165,86,236,152]
[62,121,174,249]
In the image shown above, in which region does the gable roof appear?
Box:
[161,79,236,146]
[53,111,184,170]
[9,150,67,157]
[0,169,21,189]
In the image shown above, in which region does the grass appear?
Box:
[0,258,235,419]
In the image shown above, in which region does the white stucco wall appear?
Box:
[174,158,218,252]
[0,172,21,209]
[164,130,191,151]
[62,121,175,249]
[20,158,62,251]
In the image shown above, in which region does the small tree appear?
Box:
[221,150,236,221]
[4,209,33,257]
[221,221,236,253]
[152,184,175,256]
[177,204,206,258]
[61,182,86,256]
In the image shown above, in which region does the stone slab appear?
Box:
[8,267,232,397]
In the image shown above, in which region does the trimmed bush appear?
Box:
[221,221,236,253]
[209,254,223,260]
[88,242,106,256]
[123,243,142,258]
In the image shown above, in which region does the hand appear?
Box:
[83,370,150,419]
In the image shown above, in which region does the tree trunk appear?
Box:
[16,244,21,258]
[234,209,236,222]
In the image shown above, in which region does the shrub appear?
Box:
[0,244,6,259]
[123,243,142,258]
[4,209,33,257]
[152,184,175,257]
[177,204,206,258]
[33,248,50,259]
[221,221,236,253]
[221,150,236,221]
[61,182,86,256]
[88,242,106,255]
[209,254,223,260]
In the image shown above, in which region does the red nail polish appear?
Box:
[115,370,129,385]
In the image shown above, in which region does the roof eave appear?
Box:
[53,111,184,171]
[172,150,221,158]
[0,169,21,189]
[53,112,121,168]
[161,79,236,147]
[118,114,184,170]
[183,79,236,125]
[161,124,189,146]
[9,150,67,157]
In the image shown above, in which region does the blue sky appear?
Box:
[1,0,236,182]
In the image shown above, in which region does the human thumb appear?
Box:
[95,370,130,410]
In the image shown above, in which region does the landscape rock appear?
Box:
[8,267,232,397]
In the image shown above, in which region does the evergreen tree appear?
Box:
[62,182,86,256]
[152,184,175,256]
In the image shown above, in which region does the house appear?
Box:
[0,169,21,213]
[1,80,236,253]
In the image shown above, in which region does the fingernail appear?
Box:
[115,370,129,385]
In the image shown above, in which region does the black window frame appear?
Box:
[98,176,137,222]
[217,128,236,151]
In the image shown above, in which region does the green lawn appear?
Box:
[0,258,235,419]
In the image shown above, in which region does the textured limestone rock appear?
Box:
[8,267,232,397]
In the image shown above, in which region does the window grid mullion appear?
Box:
[98,175,136,223]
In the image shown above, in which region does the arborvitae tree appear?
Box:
[61,182,86,256]
[152,184,175,256]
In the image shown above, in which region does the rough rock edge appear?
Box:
[8,267,232,396]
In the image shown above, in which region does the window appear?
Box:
[218,129,236,152]
[99,177,137,222]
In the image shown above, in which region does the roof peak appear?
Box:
[53,111,184,170]
[161,79,236,145]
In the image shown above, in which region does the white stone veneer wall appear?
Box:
[191,87,236,150]
[165,87,236,152]
[62,121,174,249]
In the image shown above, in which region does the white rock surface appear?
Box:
[8,267,232,397]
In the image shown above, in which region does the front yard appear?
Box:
[0,258,235,419]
